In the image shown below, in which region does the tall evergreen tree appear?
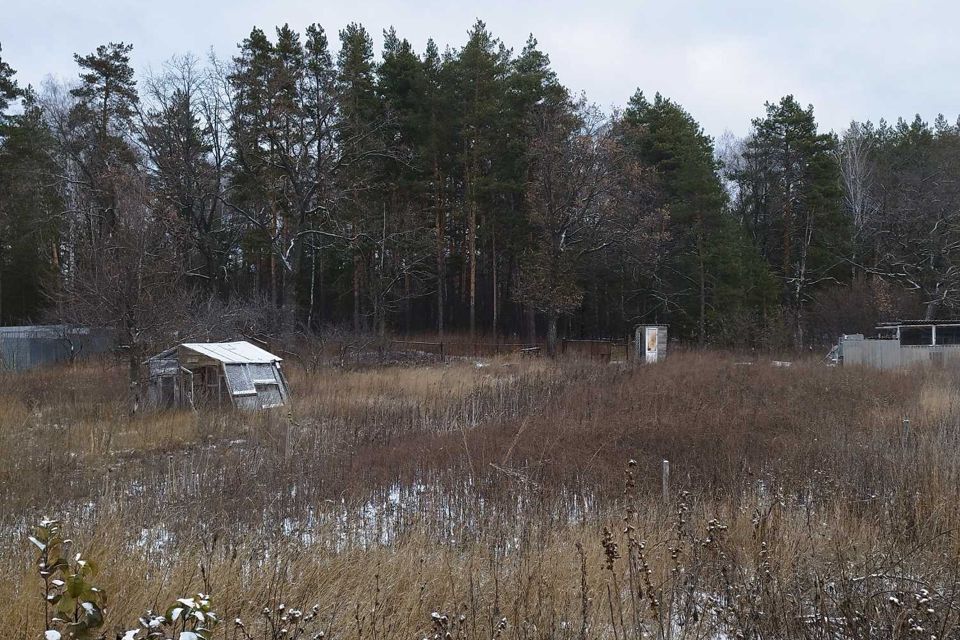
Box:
[376,29,434,334]
[0,42,20,122]
[67,42,140,232]
[733,96,846,346]
[451,20,510,335]
[622,91,772,342]
[228,27,280,307]
[0,69,61,323]
[499,35,567,339]
[337,22,383,332]
[419,39,457,336]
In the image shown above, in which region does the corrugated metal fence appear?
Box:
[0,326,113,371]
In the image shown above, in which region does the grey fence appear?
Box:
[0,326,114,371]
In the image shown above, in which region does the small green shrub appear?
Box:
[31,519,105,640]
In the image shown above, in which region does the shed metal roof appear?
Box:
[877,320,960,327]
[179,341,282,364]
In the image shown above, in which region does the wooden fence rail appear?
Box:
[384,338,634,361]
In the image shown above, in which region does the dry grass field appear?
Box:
[4,351,960,638]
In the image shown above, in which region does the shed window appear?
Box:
[900,326,933,346]
[224,363,256,395]
[936,325,960,345]
[256,383,284,408]
[247,363,278,384]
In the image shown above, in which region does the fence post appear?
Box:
[661,459,670,505]
[440,341,445,362]
[901,418,911,447]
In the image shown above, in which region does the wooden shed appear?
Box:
[634,325,668,363]
[144,341,289,410]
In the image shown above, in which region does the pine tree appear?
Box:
[68,42,140,231]
[733,95,847,346]
[451,20,510,336]
[0,42,20,122]
[298,23,338,329]
[621,91,771,343]
[376,29,434,334]
[0,91,61,323]
[228,27,280,310]
[499,35,568,339]
[337,22,382,333]
[420,38,457,336]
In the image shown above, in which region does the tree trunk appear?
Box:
[404,272,411,335]
[376,202,387,338]
[782,180,793,283]
[468,199,477,338]
[318,248,326,326]
[128,348,141,415]
[546,310,559,358]
[525,304,536,346]
[353,251,362,333]
[696,231,706,346]
[0,241,4,326]
[307,241,317,331]
[435,162,446,338]
[271,206,279,311]
[491,220,498,337]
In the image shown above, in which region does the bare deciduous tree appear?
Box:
[517,100,656,355]
[52,171,189,407]
[837,122,880,275]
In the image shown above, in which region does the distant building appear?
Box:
[144,341,290,410]
[0,325,113,371]
[635,325,668,363]
[837,320,960,369]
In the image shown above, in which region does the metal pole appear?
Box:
[661,459,670,505]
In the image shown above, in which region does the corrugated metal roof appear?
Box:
[179,341,282,364]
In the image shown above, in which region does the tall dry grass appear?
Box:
[3,351,960,638]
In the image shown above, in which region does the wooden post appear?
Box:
[661,459,670,505]
[901,418,911,447]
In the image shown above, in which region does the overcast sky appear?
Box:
[2,0,957,138]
